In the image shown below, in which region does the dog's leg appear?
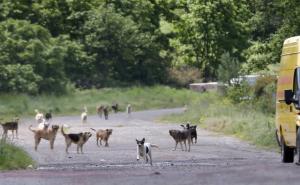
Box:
[80,144,83,154]
[77,144,80,154]
[148,150,153,166]
[50,139,54,150]
[105,140,108,147]
[188,137,191,152]
[66,142,71,154]
[180,141,184,151]
[96,137,99,147]
[195,135,197,144]
[136,146,140,161]
[16,129,18,139]
[183,140,187,151]
[100,139,102,145]
[35,137,41,151]
[173,141,178,151]
[144,154,148,164]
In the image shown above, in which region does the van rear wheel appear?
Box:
[281,136,294,163]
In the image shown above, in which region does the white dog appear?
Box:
[136,138,158,166]
[81,106,88,123]
[35,109,44,124]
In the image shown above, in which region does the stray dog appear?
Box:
[90,128,113,147]
[111,103,119,113]
[126,104,132,115]
[29,124,60,151]
[1,117,19,139]
[45,110,52,122]
[81,106,88,123]
[136,138,158,166]
[61,126,92,154]
[35,109,44,124]
[103,106,109,120]
[96,105,104,118]
[181,124,197,144]
[169,123,192,152]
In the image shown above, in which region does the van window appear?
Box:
[293,68,300,93]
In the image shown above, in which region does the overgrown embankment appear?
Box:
[0,140,34,170]
[161,92,277,149]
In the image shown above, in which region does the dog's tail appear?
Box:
[28,125,35,132]
[61,126,67,136]
[150,144,159,148]
[90,128,96,132]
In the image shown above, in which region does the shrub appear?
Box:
[167,66,202,87]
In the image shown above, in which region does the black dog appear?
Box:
[111,103,119,113]
[181,124,197,144]
[45,111,52,122]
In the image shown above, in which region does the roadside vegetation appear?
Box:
[161,76,278,149]
[0,140,34,170]
[0,86,200,120]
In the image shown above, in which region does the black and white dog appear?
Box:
[136,138,158,166]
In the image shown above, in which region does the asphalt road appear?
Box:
[1,108,300,185]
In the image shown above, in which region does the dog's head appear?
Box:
[51,125,59,131]
[106,129,113,135]
[136,138,145,147]
[83,132,92,141]
[169,130,179,138]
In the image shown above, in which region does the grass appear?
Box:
[160,92,278,149]
[0,140,34,170]
[0,85,201,121]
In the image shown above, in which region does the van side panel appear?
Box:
[276,69,296,146]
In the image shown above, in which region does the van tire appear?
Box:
[296,129,300,163]
[281,136,294,163]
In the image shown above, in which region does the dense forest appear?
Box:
[0,0,298,94]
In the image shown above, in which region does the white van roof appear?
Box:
[284,36,300,45]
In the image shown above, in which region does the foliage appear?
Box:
[217,52,241,84]
[0,0,300,93]
[167,66,202,87]
[0,86,200,120]
[161,92,277,149]
[175,0,250,80]
[0,139,34,170]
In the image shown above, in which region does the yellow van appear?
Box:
[276,36,300,163]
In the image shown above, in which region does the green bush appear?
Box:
[167,66,202,87]
[0,140,34,170]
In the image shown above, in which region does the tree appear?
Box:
[175,0,250,80]
[0,19,68,93]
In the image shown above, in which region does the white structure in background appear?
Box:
[230,74,261,86]
[189,82,225,93]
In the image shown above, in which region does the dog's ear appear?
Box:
[141,138,145,143]
[180,124,185,128]
[136,139,139,143]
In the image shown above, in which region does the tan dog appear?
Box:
[29,124,60,151]
[96,105,104,118]
[61,126,92,154]
[90,128,113,147]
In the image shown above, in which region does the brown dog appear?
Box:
[1,118,19,139]
[169,123,192,152]
[96,105,104,118]
[61,126,92,154]
[29,124,60,151]
[90,128,113,147]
